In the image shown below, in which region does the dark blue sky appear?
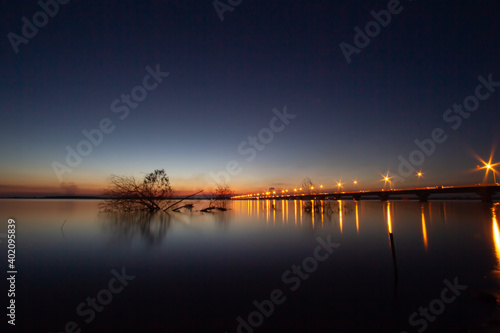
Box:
[0,0,499,195]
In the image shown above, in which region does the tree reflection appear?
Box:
[212,209,231,229]
[102,210,172,245]
[256,199,357,229]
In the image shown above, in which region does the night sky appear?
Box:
[1,0,499,196]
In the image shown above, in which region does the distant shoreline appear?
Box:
[0,196,497,202]
[0,195,209,200]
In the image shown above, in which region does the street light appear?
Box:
[382,173,392,190]
[336,180,343,192]
[476,156,499,184]
[417,171,423,186]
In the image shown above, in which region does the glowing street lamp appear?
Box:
[336,180,343,192]
[417,171,423,186]
[381,173,393,190]
[476,155,499,184]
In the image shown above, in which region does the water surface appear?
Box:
[1,199,499,332]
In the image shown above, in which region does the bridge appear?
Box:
[232,184,500,203]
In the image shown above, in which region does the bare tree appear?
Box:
[303,199,333,215]
[301,177,314,195]
[100,169,202,212]
[202,183,234,211]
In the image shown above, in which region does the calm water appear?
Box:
[1,199,500,332]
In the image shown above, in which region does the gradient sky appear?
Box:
[1,0,499,196]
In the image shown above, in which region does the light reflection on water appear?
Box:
[421,204,428,251]
[2,199,500,332]
[492,203,500,271]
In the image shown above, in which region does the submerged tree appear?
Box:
[103,210,172,245]
[101,169,202,212]
[214,183,234,201]
[301,177,315,195]
[202,183,234,211]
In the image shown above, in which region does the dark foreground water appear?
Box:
[1,199,500,332]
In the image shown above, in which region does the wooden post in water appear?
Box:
[389,232,398,289]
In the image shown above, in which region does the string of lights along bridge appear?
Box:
[232,158,499,203]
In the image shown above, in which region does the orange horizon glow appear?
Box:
[6,159,500,199]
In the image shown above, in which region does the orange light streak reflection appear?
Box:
[492,204,500,267]
[339,200,343,234]
[421,205,428,251]
[355,201,359,234]
[387,201,392,234]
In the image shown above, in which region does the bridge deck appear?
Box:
[232,184,500,203]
